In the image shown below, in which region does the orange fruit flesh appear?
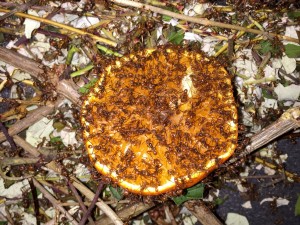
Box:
[81,46,238,195]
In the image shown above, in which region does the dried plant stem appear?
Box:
[227,107,300,165]
[4,205,14,224]
[254,157,300,182]
[68,181,95,225]
[95,202,154,225]
[13,135,123,225]
[13,135,40,157]
[79,182,104,225]
[0,98,63,143]
[245,107,300,154]
[0,166,33,181]
[0,122,17,151]
[71,179,124,225]
[214,22,257,57]
[0,47,80,106]
[1,157,39,166]
[109,0,299,43]
[184,200,222,225]
[0,8,117,47]
[0,0,37,21]
[39,180,69,195]
[165,205,177,225]
[29,178,41,225]
[0,46,44,77]
[57,80,82,105]
[32,178,79,225]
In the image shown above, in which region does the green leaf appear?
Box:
[0,221,8,225]
[284,44,300,58]
[78,78,98,94]
[161,6,179,22]
[162,15,172,22]
[295,194,300,216]
[214,197,227,206]
[167,28,184,45]
[44,25,60,33]
[262,88,275,99]
[287,11,300,19]
[258,40,280,55]
[172,183,205,205]
[109,185,123,201]
[53,121,65,132]
[50,136,62,144]
[70,64,94,78]
[97,44,123,57]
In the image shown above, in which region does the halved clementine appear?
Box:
[81,46,238,195]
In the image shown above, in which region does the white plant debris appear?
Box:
[5,205,36,225]
[70,16,100,28]
[241,201,252,209]
[281,55,296,74]
[260,197,290,207]
[24,10,41,39]
[0,178,29,198]
[274,83,300,101]
[54,128,77,146]
[74,163,91,182]
[26,117,54,147]
[263,166,276,176]
[225,213,249,225]
[182,214,198,225]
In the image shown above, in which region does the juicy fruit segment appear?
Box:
[81,46,238,195]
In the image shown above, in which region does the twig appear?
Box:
[95,202,154,225]
[29,178,41,225]
[109,0,299,43]
[0,46,44,78]
[13,134,123,225]
[13,135,40,157]
[184,200,222,225]
[0,122,17,151]
[214,21,258,57]
[4,205,14,224]
[39,180,69,195]
[1,157,39,166]
[0,0,37,21]
[255,52,271,79]
[57,80,82,105]
[164,205,177,225]
[79,182,104,225]
[0,47,81,105]
[254,157,300,182]
[0,168,33,181]
[0,99,63,143]
[71,179,124,225]
[68,181,95,225]
[32,178,79,225]
[0,8,117,47]
[226,107,300,165]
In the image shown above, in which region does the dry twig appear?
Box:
[32,178,79,225]
[184,200,222,225]
[0,8,117,47]
[110,0,299,43]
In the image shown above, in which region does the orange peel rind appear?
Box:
[81,46,238,195]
